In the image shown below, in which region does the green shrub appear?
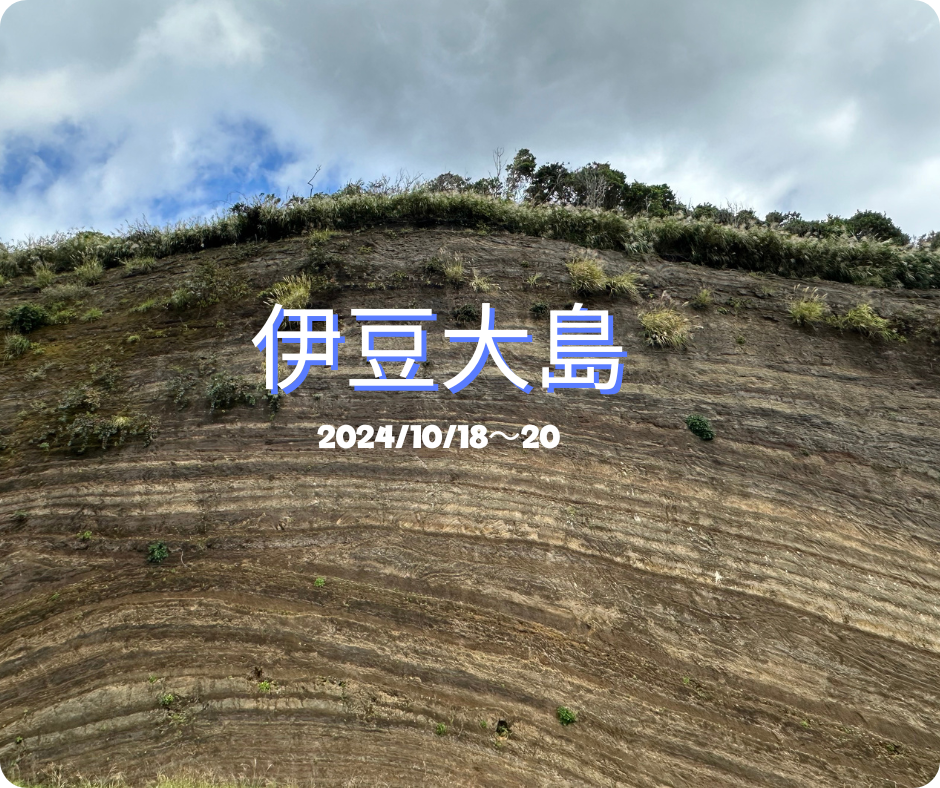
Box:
[7,303,49,333]
[685,414,715,441]
[167,370,197,408]
[78,530,92,541]
[435,723,447,736]
[122,256,156,277]
[530,300,550,319]
[828,303,902,341]
[788,286,828,326]
[168,261,247,311]
[639,307,691,348]
[314,576,326,588]
[257,680,273,693]
[451,304,480,326]
[4,333,32,359]
[32,263,55,289]
[149,542,170,564]
[80,308,103,322]
[0,191,936,292]
[205,373,257,413]
[159,692,175,707]
[66,413,156,453]
[556,706,577,726]
[41,282,88,303]
[74,259,104,285]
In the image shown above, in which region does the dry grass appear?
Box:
[690,288,712,309]
[469,267,498,293]
[443,254,466,287]
[262,274,313,309]
[606,271,641,299]
[567,256,641,299]
[566,257,607,294]
[639,306,692,348]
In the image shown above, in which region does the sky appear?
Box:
[0,0,939,243]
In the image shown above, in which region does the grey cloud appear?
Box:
[0,0,938,240]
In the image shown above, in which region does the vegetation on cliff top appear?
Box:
[1,150,938,291]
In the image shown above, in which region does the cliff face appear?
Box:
[1,226,939,787]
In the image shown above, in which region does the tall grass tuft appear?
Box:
[566,257,607,294]
[788,286,828,326]
[262,273,314,309]
[639,298,692,349]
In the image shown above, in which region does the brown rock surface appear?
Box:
[1,227,939,787]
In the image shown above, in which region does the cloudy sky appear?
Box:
[0,0,938,242]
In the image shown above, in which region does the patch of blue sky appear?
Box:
[134,118,305,227]
[0,122,91,192]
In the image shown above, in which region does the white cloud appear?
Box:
[135,0,266,68]
[0,0,938,242]
[817,100,860,145]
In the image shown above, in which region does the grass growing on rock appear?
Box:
[640,305,692,348]
[4,333,32,359]
[262,273,314,309]
[828,303,903,341]
[788,287,828,326]
[0,191,938,289]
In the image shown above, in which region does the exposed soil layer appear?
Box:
[1,227,939,787]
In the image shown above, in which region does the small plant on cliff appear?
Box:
[66,413,156,453]
[606,271,641,299]
[556,706,577,726]
[435,723,447,736]
[530,300,550,319]
[74,258,104,286]
[314,576,326,588]
[148,541,170,564]
[566,257,607,294]
[257,680,273,693]
[442,253,466,288]
[828,303,902,341]
[122,255,156,277]
[32,263,55,289]
[6,303,48,333]
[160,693,175,708]
[639,305,691,349]
[262,273,314,309]
[451,303,480,326]
[788,286,828,326]
[685,414,715,441]
[206,373,258,413]
[469,268,498,293]
[690,288,712,309]
[4,333,32,359]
